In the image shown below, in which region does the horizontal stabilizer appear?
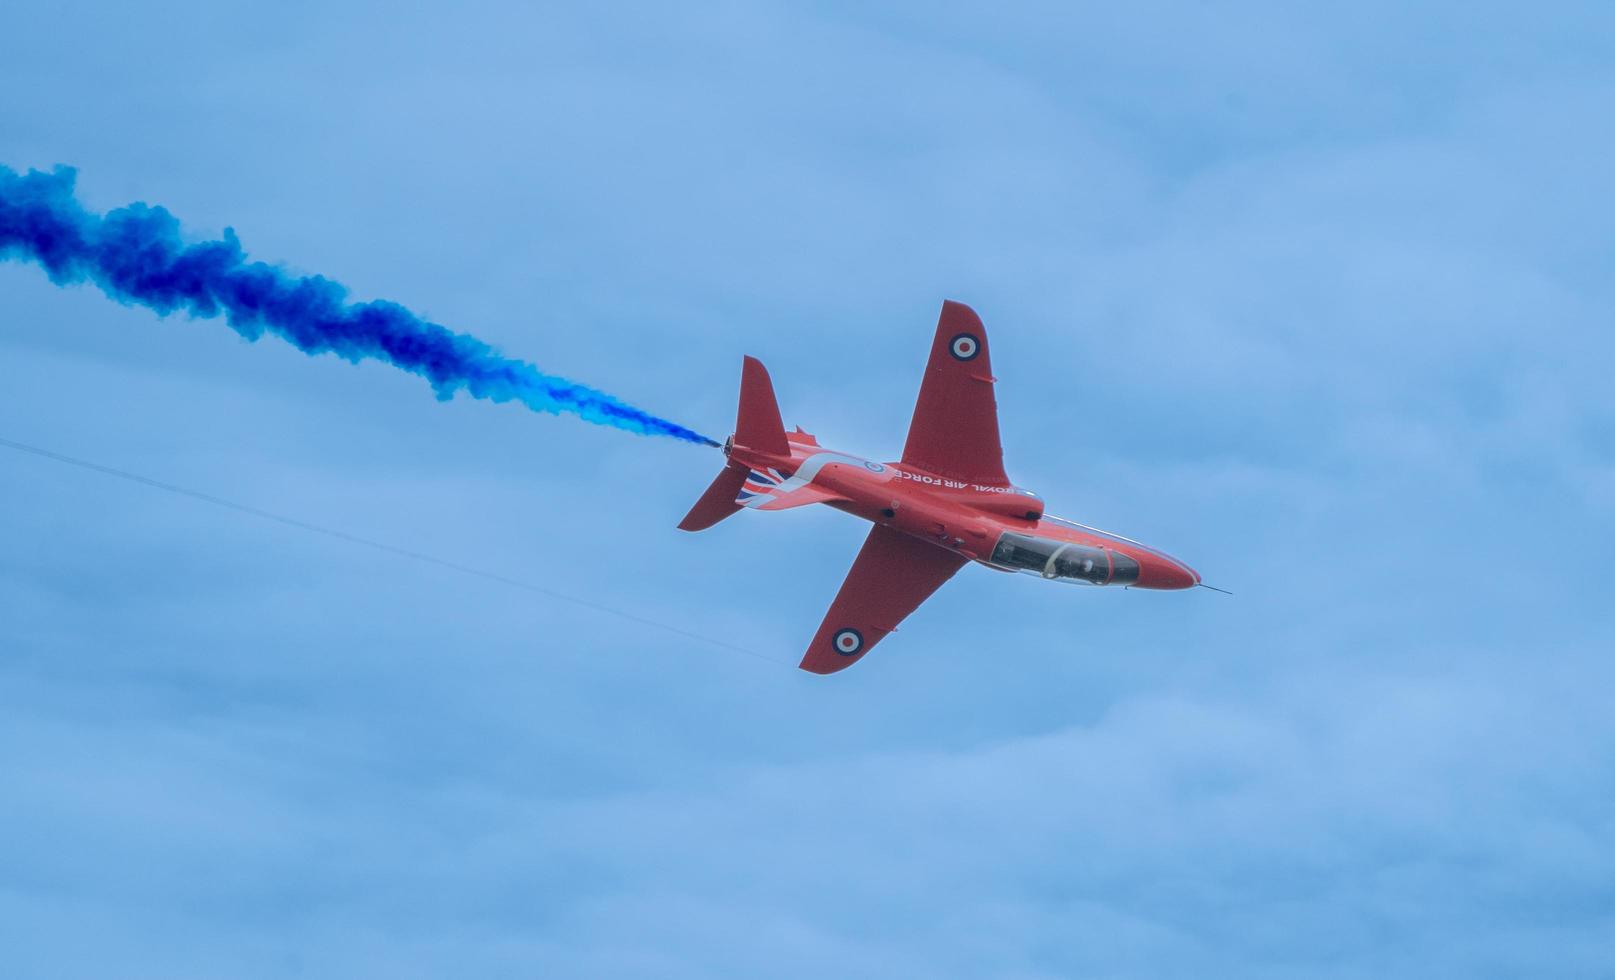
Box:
[678,463,748,531]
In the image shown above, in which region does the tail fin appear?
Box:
[736,356,789,456]
[678,356,789,532]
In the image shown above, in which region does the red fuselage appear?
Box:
[728,433,1199,591]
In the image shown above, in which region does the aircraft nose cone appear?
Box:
[1133,553,1200,590]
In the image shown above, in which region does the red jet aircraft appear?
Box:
[680,301,1201,674]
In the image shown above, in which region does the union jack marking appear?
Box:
[736,467,787,503]
[733,452,893,509]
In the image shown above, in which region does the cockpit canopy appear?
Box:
[988,532,1140,586]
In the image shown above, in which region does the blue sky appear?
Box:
[3,2,1614,976]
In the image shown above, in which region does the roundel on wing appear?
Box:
[832,628,864,656]
[949,332,981,361]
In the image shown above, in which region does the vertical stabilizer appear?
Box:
[736,356,789,456]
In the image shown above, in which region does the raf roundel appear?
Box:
[949,332,981,361]
[832,628,864,656]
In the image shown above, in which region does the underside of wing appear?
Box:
[899,300,1010,488]
[799,525,968,675]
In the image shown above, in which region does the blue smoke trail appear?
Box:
[0,165,718,447]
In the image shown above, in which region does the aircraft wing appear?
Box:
[899,300,1010,487]
[799,525,968,674]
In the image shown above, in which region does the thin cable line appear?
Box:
[0,435,790,669]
